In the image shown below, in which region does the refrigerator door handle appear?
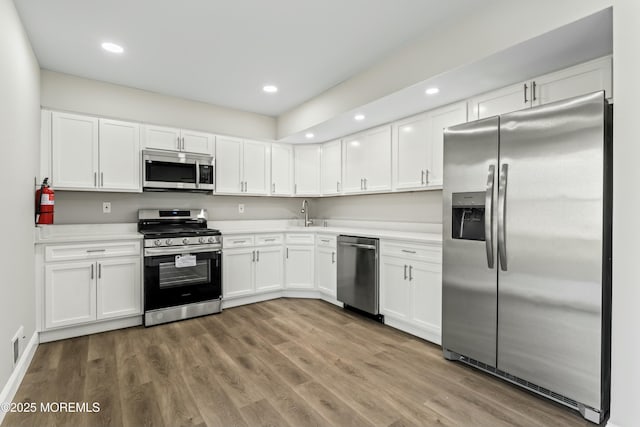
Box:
[485,165,496,268]
[498,163,509,271]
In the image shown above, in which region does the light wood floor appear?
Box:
[2,298,592,427]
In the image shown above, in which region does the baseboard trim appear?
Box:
[383,315,441,345]
[606,421,621,427]
[39,316,142,343]
[0,331,39,425]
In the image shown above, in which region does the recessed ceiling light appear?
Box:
[305,133,315,139]
[263,85,278,93]
[425,87,440,95]
[354,114,365,121]
[101,42,124,54]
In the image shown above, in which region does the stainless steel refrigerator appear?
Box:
[442,91,612,424]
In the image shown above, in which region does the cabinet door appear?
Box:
[254,246,284,293]
[243,140,270,195]
[380,257,410,321]
[533,56,612,106]
[271,144,293,195]
[182,129,215,155]
[426,101,467,187]
[316,246,337,297]
[143,125,180,151]
[409,261,442,339]
[321,140,341,195]
[99,119,141,191]
[223,248,255,298]
[215,136,243,193]
[294,145,321,195]
[469,82,531,120]
[342,135,366,193]
[45,261,96,328]
[394,114,429,190]
[362,126,392,192]
[97,257,141,320]
[285,246,315,289]
[51,112,99,189]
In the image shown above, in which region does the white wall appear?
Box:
[277,0,612,138]
[53,191,309,224]
[0,0,39,401]
[609,2,640,426]
[316,191,442,224]
[41,70,276,140]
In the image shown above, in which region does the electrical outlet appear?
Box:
[238,204,245,214]
[102,202,111,214]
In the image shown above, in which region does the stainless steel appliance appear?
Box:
[143,149,215,192]
[139,209,222,326]
[337,235,380,317]
[442,91,612,423]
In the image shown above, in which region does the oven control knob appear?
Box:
[199,237,206,244]
[182,238,189,245]
[165,239,173,245]
[154,239,162,246]
[208,236,216,243]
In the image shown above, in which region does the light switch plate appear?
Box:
[102,202,111,213]
[238,204,245,214]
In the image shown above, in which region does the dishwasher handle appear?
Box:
[338,242,377,250]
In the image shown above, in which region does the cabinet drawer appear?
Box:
[316,234,337,248]
[223,235,255,248]
[255,234,283,246]
[45,241,141,262]
[285,233,315,245]
[381,240,441,263]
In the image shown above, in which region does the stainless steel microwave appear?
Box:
[142,149,215,192]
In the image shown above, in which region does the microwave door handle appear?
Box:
[195,160,200,189]
[485,165,495,269]
[212,157,216,191]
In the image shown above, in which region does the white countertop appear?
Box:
[34,223,142,244]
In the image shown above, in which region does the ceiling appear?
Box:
[15,0,486,117]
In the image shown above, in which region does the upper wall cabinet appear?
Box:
[271,144,293,196]
[294,145,321,196]
[343,126,392,194]
[215,136,269,195]
[469,55,612,120]
[51,112,140,192]
[426,101,467,188]
[321,140,341,196]
[142,125,214,155]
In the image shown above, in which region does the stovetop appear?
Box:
[139,227,221,239]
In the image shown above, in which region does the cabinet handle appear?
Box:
[337,181,340,192]
[401,249,417,254]
[182,137,185,150]
[409,265,413,281]
[244,181,248,192]
[532,81,537,102]
[425,170,429,184]
[86,249,106,253]
[90,264,94,279]
[404,264,408,280]
[286,248,289,259]
[98,263,102,279]
[252,250,255,262]
[294,184,297,194]
[233,240,246,244]
[272,182,276,193]
[421,170,425,185]
[524,83,528,104]
[101,172,104,187]
[360,178,364,190]
[332,252,335,264]
[94,172,97,187]
[177,136,181,150]
[364,178,367,190]
[256,250,260,262]
[264,238,276,242]
[321,239,330,243]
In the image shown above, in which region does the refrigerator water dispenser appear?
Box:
[451,192,485,241]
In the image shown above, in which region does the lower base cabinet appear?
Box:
[285,246,315,289]
[316,243,337,297]
[97,257,141,320]
[254,246,284,293]
[223,248,255,298]
[223,238,284,299]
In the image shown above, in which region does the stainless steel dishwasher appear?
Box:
[337,235,380,317]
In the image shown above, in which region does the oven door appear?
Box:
[144,250,222,311]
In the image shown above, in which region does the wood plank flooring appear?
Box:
[2,298,592,427]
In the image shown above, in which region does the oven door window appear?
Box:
[158,259,210,288]
[145,160,196,183]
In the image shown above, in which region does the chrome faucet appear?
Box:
[301,199,313,227]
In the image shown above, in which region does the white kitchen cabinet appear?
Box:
[294,145,321,195]
[469,81,531,120]
[96,257,141,320]
[223,248,255,298]
[45,261,96,329]
[316,246,337,297]
[409,260,442,334]
[52,112,140,192]
[380,257,411,321]
[343,126,391,193]
[271,144,293,195]
[254,246,284,293]
[98,119,140,191]
[51,112,99,190]
[285,246,315,289]
[426,101,467,187]
[143,125,214,155]
[215,137,269,195]
[393,113,429,190]
[321,140,341,195]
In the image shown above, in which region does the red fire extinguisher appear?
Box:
[35,178,55,225]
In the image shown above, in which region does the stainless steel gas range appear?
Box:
[138,209,222,326]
